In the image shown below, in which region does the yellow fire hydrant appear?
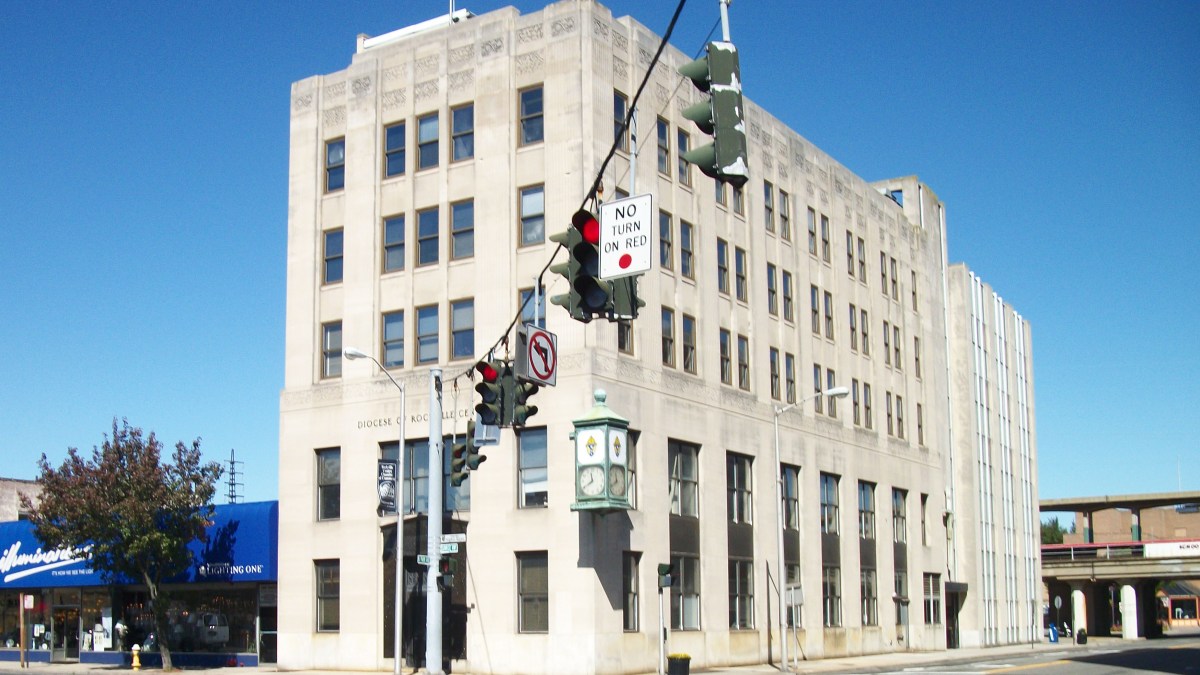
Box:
[132,644,141,671]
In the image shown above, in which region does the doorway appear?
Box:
[52,606,80,661]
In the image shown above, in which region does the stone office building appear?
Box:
[278,1,1038,673]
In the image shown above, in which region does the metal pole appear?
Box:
[773,404,791,673]
[658,586,665,675]
[425,368,444,675]
[395,383,406,675]
[719,0,731,42]
[629,106,637,195]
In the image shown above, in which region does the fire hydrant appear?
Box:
[132,644,141,671]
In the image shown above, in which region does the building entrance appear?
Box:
[51,606,80,661]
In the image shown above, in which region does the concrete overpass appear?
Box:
[1041,491,1200,641]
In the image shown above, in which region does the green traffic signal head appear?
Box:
[678,41,748,187]
[510,380,540,426]
[474,360,506,426]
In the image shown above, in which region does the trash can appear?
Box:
[1076,628,1087,645]
[1049,624,1058,643]
[667,654,691,675]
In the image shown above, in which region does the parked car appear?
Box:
[194,613,229,649]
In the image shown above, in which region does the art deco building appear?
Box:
[278,2,1036,673]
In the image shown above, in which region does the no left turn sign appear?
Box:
[517,324,557,387]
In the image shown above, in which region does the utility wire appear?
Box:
[449,0,691,387]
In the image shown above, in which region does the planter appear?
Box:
[667,655,690,675]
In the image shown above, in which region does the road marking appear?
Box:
[986,660,1069,673]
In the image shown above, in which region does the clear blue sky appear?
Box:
[2,1,1196,505]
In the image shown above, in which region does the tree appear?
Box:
[22,419,223,671]
[1042,516,1066,545]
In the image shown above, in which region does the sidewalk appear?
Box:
[0,637,1126,675]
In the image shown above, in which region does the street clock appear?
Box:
[570,390,632,513]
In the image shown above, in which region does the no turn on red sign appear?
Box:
[599,193,653,280]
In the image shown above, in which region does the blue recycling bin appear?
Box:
[1049,624,1059,643]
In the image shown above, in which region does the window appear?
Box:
[921,493,929,545]
[716,238,729,294]
[670,555,700,630]
[807,207,817,255]
[659,210,673,270]
[861,569,878,626]
[737,334,750,390]
[322,321,342,378]
[614,90,629,151]
[383,311,404,368]
[715,179,727,206]
[518,552,549,632]
[520,185,545,245]
[890,257,899,300]
[325,138,345,192]
[450,299,474,360]
[769,348,780,400]
[923,573,942,624]
[822,566,841,627]
[661,308,676,368]
[623,552,640,631]
[894,325,903,369]
[786,564,802,628]
[656,118,670,174]
[810,285,820,334]
[315,560,340,631]
[824,291,834,339]
[727,453,752,524]
[896,395,905,439]
[416,305,438,363]
[618,321,634,354]
[669,440,699,517]
[383,215,404,272]
[849,304,858,351]
[915,337,922,378]
[680,220,694,278]
[880,252,888,294]
[917,403,925,446]
[519,286,547,329]
[677,129,691,185]
[883,321,892,366]
[846,230,855,276]
[732,184,744,214]
[911,270,919,311]
[417,207,439,266]
[519,86,543,145]
[316,447,340,520]
[861,309,871,355]
[812,364,823,414]
[857,237,866,281]
[384,122,405,177]
[863,382,873,429]
[682,314,697,374]
[782,271,794,322]
[785,353,796,404]
[852,379,861,426]
[858,481,876,539]
[451,200,474,259]
[779,190,791,240]
[892,489,907,543]
[820,472,839,534]
[895,571,909,626]
[519,428,548,508]
[886,392,894,435]
[781,464,800,530]
[729,559,754,629]
[451,104,474,161]
[734,248,748,301]
[387,435,463,513]
[826,369,839,417]
[417,112,438,169]
[764,181,775,232]
[820,214,830,262]
[323,229,343,284]
[719,329,732,385]
[767,264,778,315]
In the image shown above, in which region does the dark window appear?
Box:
[520,185,545,245]
[316,448,341,520]
[451,200,474,260]
[518,552,549,632]
[520,86,544,145]
[383,311,404,368]
[323,229,343,284]
[417,207,439,265]
[417,113,438,169]
[383,215,404,272]
[322,322,342,378]
[325,139,345,192]
[451,299,474,360]
[416,305,438,363]
[451,104,474,161]
[315,559,340,631]
[384,123,405,177]
[519,427,548,508]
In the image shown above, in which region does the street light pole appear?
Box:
[772,385,849,673]
[344,347,406,675]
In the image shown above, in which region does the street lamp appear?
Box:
[773,385,849,673]
[344,346,406,675]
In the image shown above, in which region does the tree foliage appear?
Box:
[1042,516,1066,545]
[21,419,223,670]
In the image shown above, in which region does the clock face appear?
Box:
[608,466,627,497]
[579,465,605,497]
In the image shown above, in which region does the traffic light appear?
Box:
[550,209,613,322]
[658,562,675,588]
[679,41,748,187]
[611,275,645,320]
[510,379,540,426]
[475,360,506,427]
[437,557,455,591]
[450,421,487,487]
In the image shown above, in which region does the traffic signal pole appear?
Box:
[720,0,731,41]
[426,368,444,675]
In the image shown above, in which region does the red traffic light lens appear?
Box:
[572,209,600,245]
[475,361,499,383]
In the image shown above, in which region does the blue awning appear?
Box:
[0,500,277,590]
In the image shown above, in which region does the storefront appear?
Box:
[0,500,277,666]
